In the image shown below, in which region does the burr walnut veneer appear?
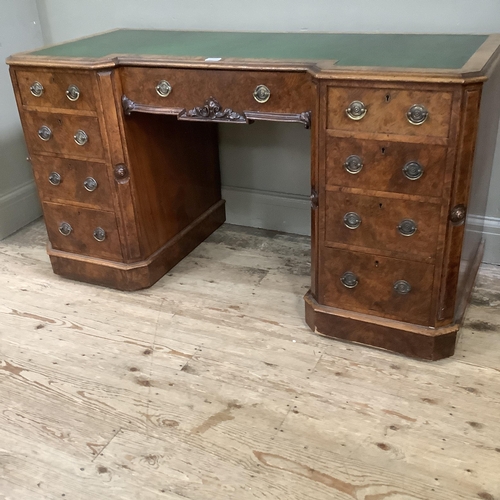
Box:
[7,30,500,359]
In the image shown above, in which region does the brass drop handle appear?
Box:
[83,177,97,192]
[407,104,428,125]
[253,85,271,103]
[93,227,106,242]
[344,155,363,174]
[341,271,359,289]
[59,222,72,236]
[402,161,424,180]
[343,212,361,229]
[397,219,417,237]
[30,81,44,97]
[346,101,367,120]
[155,80,172,97]
[394,280,411,295]
[74,129,88,146]
[48,172,61,186]
[66,84,80,101]
[38,125,52,141]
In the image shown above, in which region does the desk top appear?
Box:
[29,30,488,69]
[8,29,500,80]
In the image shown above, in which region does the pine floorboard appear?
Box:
[1,219,499,500]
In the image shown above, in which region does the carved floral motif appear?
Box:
[184,97,245,122]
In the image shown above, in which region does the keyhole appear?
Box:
[58,118,62,125]
[379,203,383,209]
[385,94,391,102]
[374,260,379,267]
[381,147,386,155]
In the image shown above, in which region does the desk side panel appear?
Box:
[455,59,500,321]
[122,112,222,258]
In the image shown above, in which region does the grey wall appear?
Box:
[4,0,500,262]
[34,0,500,40]
[0,1,44,239]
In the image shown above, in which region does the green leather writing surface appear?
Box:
[32,30,487,69]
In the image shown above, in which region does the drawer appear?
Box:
[120,67,314,114]
[326,136,448,197]
[325,190,441,260]
[320,248,434,325]
[23,111,104,160]
[43,202,123,261]
[31,155,114,210]
[15,69,96,111]
[327,86,453,138]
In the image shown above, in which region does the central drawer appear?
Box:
[120,67,314,114]
[325,190,441,261]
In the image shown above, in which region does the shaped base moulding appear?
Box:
[304,291,458,360]
[47,200,226,291]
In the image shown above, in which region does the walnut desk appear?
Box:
[7,30,500,360]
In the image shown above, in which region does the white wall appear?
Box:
[5,0,500,262]
[0,1,44,239]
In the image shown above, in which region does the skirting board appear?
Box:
[222,186,310,236]
[221,191,500,264]
[2,183,498,265]
[467,214,500,265]
[0,180,41,240]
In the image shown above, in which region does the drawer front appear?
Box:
[326,136,448,197]
[43,202,123,261]
[325,191,441,260]
[121,68,314,114]
[15,69,96,111]
[320,248,434,325]
[31,156,113,210]
[327,87,453,138]
[24,111,104,160]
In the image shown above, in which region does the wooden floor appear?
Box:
[1,219,500,500]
